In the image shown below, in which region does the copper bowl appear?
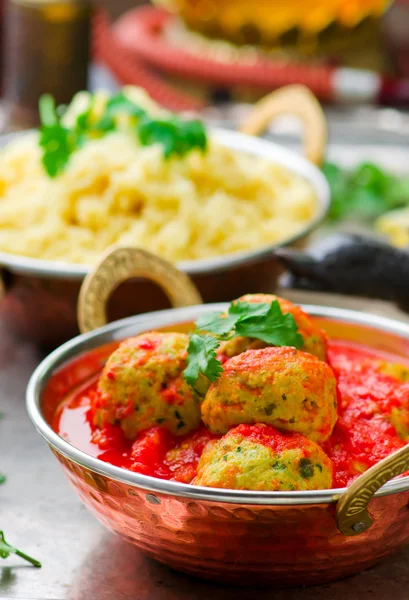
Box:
[0,86,329,347]
[26,279,409,586]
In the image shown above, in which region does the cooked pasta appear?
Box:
[0,87,318,265]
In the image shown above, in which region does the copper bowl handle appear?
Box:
[77,246,203,334]
[336,443,409,536]
[238,85,327,166]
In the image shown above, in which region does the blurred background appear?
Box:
[0,0,408,249]
[2,0,409,245]
[1,0,409,121]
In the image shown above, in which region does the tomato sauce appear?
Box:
[52,374,218,482]
[51,339,409,488]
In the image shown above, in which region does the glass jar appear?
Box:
[2,0,91,131]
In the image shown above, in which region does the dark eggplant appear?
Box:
[275,233,409,312]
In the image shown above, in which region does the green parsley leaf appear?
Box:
[75,108,91,133]
[229,301,271,319]
[105,92,146,120]
[196,301,271,337]
[39,94,58,127]
[196,310,237,337]
[322,160,409,223]
[37,92,207,176]
[138,116,207,158]
[39,124,74,177]
[0,531,41,568]
[196,300,302,348]
[0,473,6,484]
[74,105,95,147]
[183,334,223,387]
[89,93,146,135]
[177,119,207,153]
[235,301,304,348]
[184,299,304,388]
[88,92,146,134]
[39,94,76,178]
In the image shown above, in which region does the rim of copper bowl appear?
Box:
[0,129,329,280]
[26,303,409,505]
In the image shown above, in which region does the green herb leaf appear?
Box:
[197,300,302,348]
[177,119,207,153]
[235,301,304,348]
[386,176,409,208]
[322,161,351,221]
[105,92,146,120]
[196,301,272,337]
[184,299,303,387]
[0,531,41,568]
[39,124,75,177]
[138,116,207,158]
[75,108,92,133]
[39,94,76,178]
[322,160,409,223]
[88,93,146,135]
[183,334,223,387]
[39,94,58,127]
[196,310,238,337]
[229,301,272,319]
[0,473,6,484]
[37,92,207,176]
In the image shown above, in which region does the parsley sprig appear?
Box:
[39,95,76,178]
[138,117,207,158]
[0,531,41,568]
[323,161,409,222]
[184,334,224,388]
[184,300,303,388]
[38,91,207,178]
[0,411,41,568]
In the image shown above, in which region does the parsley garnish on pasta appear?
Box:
[38,91,207,177]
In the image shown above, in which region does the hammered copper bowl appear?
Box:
[0,85,329,347]
[27,301,409,587]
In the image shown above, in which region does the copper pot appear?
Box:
[26,248,409,586]
[0,86,329,347]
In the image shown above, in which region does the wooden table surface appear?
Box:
[2,292,409,599]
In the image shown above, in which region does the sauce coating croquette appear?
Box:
[201,347,337,442]
[193,423,333,490]
[93,332,201,438]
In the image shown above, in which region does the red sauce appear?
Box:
[52,371,219,481]
[230,423,317,454]
[51,339,409,488]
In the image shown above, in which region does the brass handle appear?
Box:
[78,246,203,334]
[336,443,409,536]
[238,85,327,166]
